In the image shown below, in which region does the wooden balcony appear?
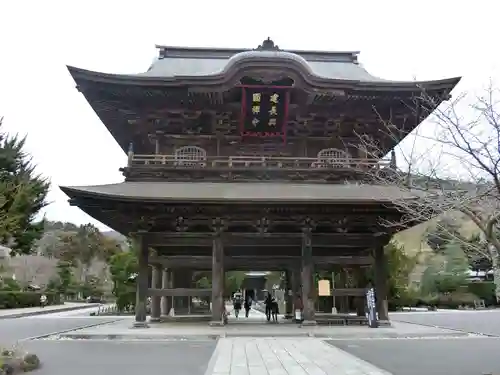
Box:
[129,154,389,169]
[123,154,391,182]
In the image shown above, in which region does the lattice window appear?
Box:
[174,146,207,166]
[316,148,350,168]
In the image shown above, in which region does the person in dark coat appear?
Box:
[233,293,242,318]
[270,297,279,322]
[264,293,273,322]
[244,296,252,317]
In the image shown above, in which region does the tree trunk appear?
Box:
[489,245,500,303]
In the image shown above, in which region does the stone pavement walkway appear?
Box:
[0,302,98,319]
[227,305,272,322]
[207,338,391,375]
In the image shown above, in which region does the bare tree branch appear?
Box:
[352,82,500,299]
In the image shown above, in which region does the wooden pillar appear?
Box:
[133,234,149,328]
[374,246,389,321]
[155,136,160,154]
[301,228,316,325]
[210,235,224,326]
[150,264,162,322]
[284,270,293,318]
[291,267,301,305]
[221,269,226,319]
[160,269,171,318]
[338,269,349,313]
[291,267,302,322]
[127,142,134,168]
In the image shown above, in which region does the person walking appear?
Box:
[40,294,47,308]
[244,295,252,318]
[264,292,273,322]
[232,292,242,318]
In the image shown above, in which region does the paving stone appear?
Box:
[206,338,391,375]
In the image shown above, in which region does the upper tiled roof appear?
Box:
[140,45,391,82]
[66,39,461,91]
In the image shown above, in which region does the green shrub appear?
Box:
[436,291,478,309]
[0,277,21,291]
[467,282,496,306]
[0,292,60,309]
[21,353,41,371]
[387,287,421,311]
[420,294,439,308]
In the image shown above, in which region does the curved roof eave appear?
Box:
[59,182,422,205]
[66,65,462,93]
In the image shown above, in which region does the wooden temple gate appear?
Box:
[126,210,394,327]
[60,38,460,327]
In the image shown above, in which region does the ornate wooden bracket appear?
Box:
[301,217,316,232]
[211,217,227,235]
[301,217,316,248]
[256,217,270,235]
[175,216,188,232]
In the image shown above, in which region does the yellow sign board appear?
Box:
[318,279,331,296]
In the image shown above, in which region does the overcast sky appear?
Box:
[0,0,498,232]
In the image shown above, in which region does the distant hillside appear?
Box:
[393,210,482,285]
[389,174,487,256]
[393,210,480,256]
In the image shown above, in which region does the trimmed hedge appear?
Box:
[467,282,496,306]
[388,282,498,311]
[0,292,61,309]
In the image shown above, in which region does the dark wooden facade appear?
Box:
[61,39,460,326]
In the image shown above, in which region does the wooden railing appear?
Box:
[128,154,390,170]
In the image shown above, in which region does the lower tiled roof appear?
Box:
[60,181,419,203]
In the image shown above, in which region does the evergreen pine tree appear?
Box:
[0,117,50,255]
[426,217,463,253]
[421,241,470,295]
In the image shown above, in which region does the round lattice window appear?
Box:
[317,148,349,160]
[175,146,207,161]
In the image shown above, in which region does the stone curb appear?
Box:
[55,330,468,341]
[392,318,499,338]
[22,318,124,341]
[316,331,469,339]
[0,304,100,320]
[57,334,221,341]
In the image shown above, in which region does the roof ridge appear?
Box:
[156,45,360,63]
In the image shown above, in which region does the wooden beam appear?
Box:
[156,247,371,257]
[146,233,378,248]
[330,288,366,297]
[149,255,373,268]
[149,256,295,268]
[315,256,373,265]
[148,288,212,297]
